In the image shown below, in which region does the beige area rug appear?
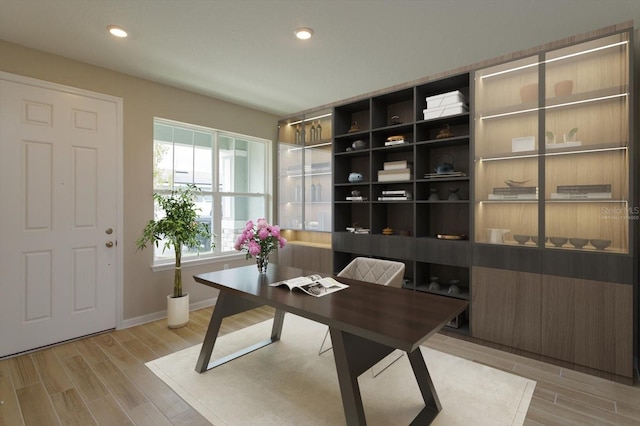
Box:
[146,314,535,425]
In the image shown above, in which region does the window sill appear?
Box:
[150,252,247,272]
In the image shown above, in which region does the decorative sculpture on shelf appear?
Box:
[436,124,454,139]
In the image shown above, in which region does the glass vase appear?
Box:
[256,254,269,274]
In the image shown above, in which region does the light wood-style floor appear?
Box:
[1,306,638,425]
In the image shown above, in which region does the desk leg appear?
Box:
[271,308,285,340]
[330,328,367,426]
[195,291,285,373]
[330,327,442,426]
[407,349,441,424]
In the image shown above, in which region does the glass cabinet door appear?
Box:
[304,137,332,231]
[278,110,332,232]
[278,115,304,229]
[474,56,540,246]
[543,32,630,253]
[475,31,631,252]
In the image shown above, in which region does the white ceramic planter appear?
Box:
[167,293,189,328]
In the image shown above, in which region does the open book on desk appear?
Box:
[269,274,349,297]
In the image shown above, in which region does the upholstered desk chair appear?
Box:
[319,257,405,376]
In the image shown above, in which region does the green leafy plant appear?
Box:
[136,184,212,298]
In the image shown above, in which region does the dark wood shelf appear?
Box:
[414,284,470,301]
[417,176,470,183]
[415,135,470,147]
[417,200,470,204]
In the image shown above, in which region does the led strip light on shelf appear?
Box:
[479,40,628,80]
[479,145,627,162]
[481,93,627,120]
[287,113,332,126]
[287,141,332,152]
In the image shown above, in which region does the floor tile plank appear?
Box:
[61,355,109,402]
[73,338,110,366]
[31,349,73,395]
[145,323,192,353]
[123,364,190,419]
[50,388,97,426]
[51,342,80,361]
[93,359,148,411]
[92,334,139,370]
[86,395,133,426]
[125,327,175,358]
[15,383,60,426]
[167,407,211,426]
[126,402,172,426]
[0,375,25,426]
[119,339,161,364]
[8,356,40,389]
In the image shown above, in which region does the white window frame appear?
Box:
[151,117,272,270]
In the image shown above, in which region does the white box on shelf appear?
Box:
[378,168,412,182]
[426,90,466,109]
[512,136,536,152]
[383,160,411,171]
[423,102,468,120]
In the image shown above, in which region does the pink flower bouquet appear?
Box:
[234,218,287,261]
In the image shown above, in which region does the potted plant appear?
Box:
[136,184,212,328]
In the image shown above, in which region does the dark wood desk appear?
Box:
[194,264,468,425]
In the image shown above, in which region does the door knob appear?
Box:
[105,241,114,248]
[106,228,113,234]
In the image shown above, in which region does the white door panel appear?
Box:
[0,76,121,357]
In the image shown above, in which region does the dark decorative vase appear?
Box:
[448,187,460,200]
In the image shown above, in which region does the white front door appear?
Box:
[0,74,122,357]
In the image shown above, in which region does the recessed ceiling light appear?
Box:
[294,27,314,40]
[107,25,128,38]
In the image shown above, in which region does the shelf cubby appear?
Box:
[371,88,414,129]
[334,99,370,136]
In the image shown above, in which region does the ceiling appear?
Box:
[1,0,639,117]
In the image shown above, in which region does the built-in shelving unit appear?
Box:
[332,73,473,332]
[280,23,636,382]
[472,29,635,381]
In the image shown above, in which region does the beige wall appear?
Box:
[0,40,280,322]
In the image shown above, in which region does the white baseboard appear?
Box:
[119,296,218,329]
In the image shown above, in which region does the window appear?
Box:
[153,118,271,265]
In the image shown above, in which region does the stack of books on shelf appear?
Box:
[550,184,612,199]
[378,190,413,201]
[424,171,466,179]
[345,195,368,201]
[422,90,468,120]
[346,227,370,234]
[378,160,412,182]
[488,186,538,200]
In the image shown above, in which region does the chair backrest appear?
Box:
[337,257,405,288]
